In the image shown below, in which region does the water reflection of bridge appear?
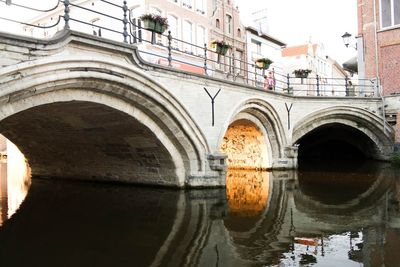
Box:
[0,167,399,266]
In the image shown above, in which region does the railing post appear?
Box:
[272,68,276,91]
[63,0,70,30]
[167,31,172,67]
[345,76,349,96]
[287,73,290,91]
[254,65,257,87]
[122,0,128,43]
[204,43,208,75]
[316,74,320,96]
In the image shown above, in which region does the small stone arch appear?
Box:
[217,98,286,169]
[292,106,394,160]
[0,57,211,187]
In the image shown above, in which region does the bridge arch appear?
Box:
[292,106,394,161]
[0,56,210,187]
[218,98,286,169]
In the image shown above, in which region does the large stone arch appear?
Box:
[292,106,395,160]
[217,98,287,169]
[0,56,212,187]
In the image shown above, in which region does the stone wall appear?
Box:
[220,120,268,170]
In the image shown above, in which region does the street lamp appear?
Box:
[341,32,352,48]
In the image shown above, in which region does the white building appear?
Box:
[282,43,348,96]
[245,26,286,89]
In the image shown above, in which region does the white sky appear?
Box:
[0,0,357,63]
[234,0,358,64]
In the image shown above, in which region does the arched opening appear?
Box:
[0,101,180,186]
[296,122,384,171]
[0,136,30,226]
[0,56,213,187]
[293,107,395,169]
[298,123,376,159]
[220,119,268,170]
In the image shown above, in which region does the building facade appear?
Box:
[357,0,400,96]
[23,0,248,77]
[245,26,286,89]
[357,0,400,153]
[282,43,348,96]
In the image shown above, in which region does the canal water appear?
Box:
[0,153,399,266]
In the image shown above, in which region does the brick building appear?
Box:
[357,0,400,96]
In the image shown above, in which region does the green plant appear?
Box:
[211,40,232,55]
[255,58,273,69]
[293,69,311,78]
[139,13,168,33]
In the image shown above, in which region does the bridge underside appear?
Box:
[297,123,380,164]
[0,101,179,186]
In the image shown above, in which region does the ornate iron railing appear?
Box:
[0,0,378,97]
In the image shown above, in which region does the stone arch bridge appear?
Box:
[0,30,395,188]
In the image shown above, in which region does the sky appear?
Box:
[234,0,358,64]
[0,0,358,64]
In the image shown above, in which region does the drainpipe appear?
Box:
[373,0,386,133]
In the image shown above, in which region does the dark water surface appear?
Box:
[0,161,400,267]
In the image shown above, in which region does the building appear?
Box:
[357,0,400,96]
[208,0,247,80]
[22,0,249,77]
[282,43,348,96]
[23,0,212,74]
[245,26,286,89]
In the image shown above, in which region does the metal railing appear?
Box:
[0,0,378,97]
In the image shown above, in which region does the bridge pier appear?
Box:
[272,146,299,170]
[185,152,227,188]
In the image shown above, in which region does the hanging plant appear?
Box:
[139,13,169,34]
[255,58,273,69]
[293,69,311,78]
[211,40,232,55]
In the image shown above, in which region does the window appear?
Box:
[195,0,205,13]
[183,0,193,9]
[226,14,232,34]
[237,28,241,37]
[235,50,243,75]
[168,15,179,48]
[183,20,193,52]
[150,7,162,16]
[216,19,220,28]
[130,6,142,43]
[251,39,261,54]
[381,0,400,28]
[168,15,178,37]
[197,25,206,55]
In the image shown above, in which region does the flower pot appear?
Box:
[255,61,270,69]
[294,73,309,78]
[142,18,156,31]
[216,44,228,55]
[154,22,167,34]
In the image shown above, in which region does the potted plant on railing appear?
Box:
[255,58,273,69]
[293,69,311,84]
[211,40,232,56]
[293,69,311,78]
[139,13,169,34]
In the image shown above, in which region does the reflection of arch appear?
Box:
[224,175,291,262]
[292,106,394,160]
[0,57,209,187]
[295,166,394,216]
[218,98,286,168]
[226,170,271,216]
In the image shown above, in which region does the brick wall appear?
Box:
[358,0,400,95]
